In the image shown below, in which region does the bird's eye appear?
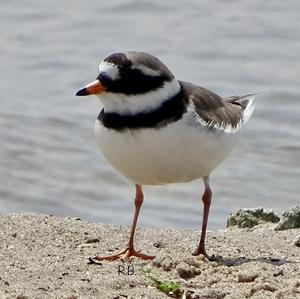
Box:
[97,73,113,88]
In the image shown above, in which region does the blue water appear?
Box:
[1,0,299,229]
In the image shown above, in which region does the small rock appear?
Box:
[184,289,228,299]
[85,238,100,244]
[227,208,279,228]
[293,235,300,247]
[273,269,284,277]
[238,272,259,282]
[153,241,165,248]
[11,233,17,238]
[275,205,300,230]
[227,211,258,228]
[182,290,199,299]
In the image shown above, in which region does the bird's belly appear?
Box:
[95,118,238,185]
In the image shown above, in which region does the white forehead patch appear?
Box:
[99,61,120,80]
[132,63,161,77]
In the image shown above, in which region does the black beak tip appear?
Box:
[76,88,88,96]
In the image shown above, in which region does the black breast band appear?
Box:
[98,89,186,131]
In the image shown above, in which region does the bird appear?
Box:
[76,51,260,262]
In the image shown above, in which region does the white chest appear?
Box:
[95,112,238,185]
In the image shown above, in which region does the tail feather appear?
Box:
[225,90,265,125]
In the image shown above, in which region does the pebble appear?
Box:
[153,241,165,248]
[273,269,284,277]
[85,238,100,244]
[293,235,300,247]
[276,205,300,230]
[182,290,199,299]
[227,208,279,228]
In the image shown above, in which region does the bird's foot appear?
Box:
[89,247,155,263]
[192,248,212,261]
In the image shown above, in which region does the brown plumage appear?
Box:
[180,81,253,131]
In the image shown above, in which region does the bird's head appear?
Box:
[76,52,181,114]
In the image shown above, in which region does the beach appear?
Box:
[2,0,300,230]
[0,213,299,298]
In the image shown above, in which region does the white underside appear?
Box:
[95,109,239,185]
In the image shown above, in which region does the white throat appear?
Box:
[97,78,181,115]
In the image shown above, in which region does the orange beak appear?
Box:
[76,79,106,96]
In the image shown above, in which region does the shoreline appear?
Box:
[0,213,299,298]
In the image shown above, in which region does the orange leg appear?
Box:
[90,184,155,262]
[192,176,212,259]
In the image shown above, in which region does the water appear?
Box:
[1,0,299,230]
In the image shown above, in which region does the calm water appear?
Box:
[1,0,300,230]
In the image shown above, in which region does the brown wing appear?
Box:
[179,81,244,130]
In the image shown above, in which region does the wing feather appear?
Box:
[180,81,247,132]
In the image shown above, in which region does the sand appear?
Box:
[0,213,299,299]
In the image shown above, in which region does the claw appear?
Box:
[91,247,155,262]
[192,248,210,260]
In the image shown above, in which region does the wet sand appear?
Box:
[0,213,299,298]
